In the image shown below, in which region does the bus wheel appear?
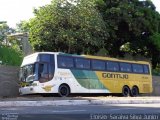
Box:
[59,84,70,97]
[131,86,139,97]
[122,86,130,97]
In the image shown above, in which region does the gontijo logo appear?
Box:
[102,73,129,79]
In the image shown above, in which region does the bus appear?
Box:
[19,52,152,97]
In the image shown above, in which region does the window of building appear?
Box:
[57,56,74,68]
[132,64,144,73]
[120,62,132,72]
[75,58,90,69]
[92,60,105,70]
[106,61,119,72]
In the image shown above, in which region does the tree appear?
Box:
[0,23,23,66]
[16,20,30,33]
[28,0,160,68]
[29,0,108,54]
[95,0,160,68]
[0,23,16,46]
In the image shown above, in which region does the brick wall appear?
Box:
[0,65,19,97]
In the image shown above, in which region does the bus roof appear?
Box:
[21,52,60,66]
[21,52,150,66]
[85,55,150,64]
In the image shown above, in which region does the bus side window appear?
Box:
[143,65,149,74]
[92,60,105,70]
[132,64,143,73]
[120,63,132,72]
[75,58,90,69]
[57,55,74,68]
[106,61,119,72]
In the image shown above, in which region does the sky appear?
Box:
[0,0,52,28]
[0,0,160,28]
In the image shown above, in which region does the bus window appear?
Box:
[120,63,132,72]
[49,64,54,80]
[38,63,49,82]
[75,58,90,69]
[132,64,143,73]
[39,54,50,62]
[106,61,119,72]
[57,56,74,68]
[143,65,149,74]
[92,60,105,70]
[20,64,35,82]
[50,55,55,63]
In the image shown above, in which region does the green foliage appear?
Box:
[0,23,23,66]
[0,46,23,66]
[16,20,30,33]
[152,68,160,76]
[96,0,160,68]
[26,0,160,69]
[29,0,108,54]
[7,36,22,52]
[0,23,15,44]
[0,23,8,42]
[150,33,160,50]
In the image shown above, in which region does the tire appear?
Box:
[58,84,70,97]
[122,86,130,97]
[131,86,139,97]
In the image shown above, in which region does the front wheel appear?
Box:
[122,86,130,97]
[131,86,139,97]
[58,84,70,97]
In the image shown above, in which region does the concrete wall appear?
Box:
[152,76,160,96]
[0,65,19,97]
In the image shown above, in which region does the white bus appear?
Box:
[19,52,152,97]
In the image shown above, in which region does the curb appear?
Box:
[0,99,160,107]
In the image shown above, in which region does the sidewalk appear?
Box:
[0,97,159,107]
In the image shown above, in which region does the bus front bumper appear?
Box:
[19,86,41,95]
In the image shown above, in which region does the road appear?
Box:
[0,104,160,120]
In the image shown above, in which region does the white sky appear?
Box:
[0,0,159,28]
[0,0,52,28]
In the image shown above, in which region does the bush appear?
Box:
[0,45,23,66]
[152,68,160,76]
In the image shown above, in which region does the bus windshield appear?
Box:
[20,64,35,82]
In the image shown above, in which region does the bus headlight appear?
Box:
[30,88,33,91]
[32,83,38,86]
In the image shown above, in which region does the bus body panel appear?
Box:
[19,52,152,95]
[95,71,152,93]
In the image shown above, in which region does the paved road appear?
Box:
[0,104,160,120]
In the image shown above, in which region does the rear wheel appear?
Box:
[122,86,130,97]
[58,84,70,97]
[131,86,139,97]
